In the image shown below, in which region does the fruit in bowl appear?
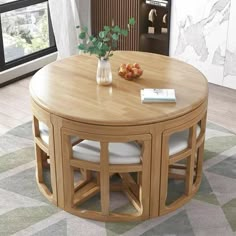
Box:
[118,63,143,80]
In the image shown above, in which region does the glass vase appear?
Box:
[96,59,112,86]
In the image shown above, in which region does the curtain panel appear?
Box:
[49,0,91,59]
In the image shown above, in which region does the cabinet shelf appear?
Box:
[145,0,168,8]
[141,33,168,41]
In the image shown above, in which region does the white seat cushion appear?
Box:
[39,121,50,145]
[72,140,141,164]
[39,121,79,145]
[169,125,201,156]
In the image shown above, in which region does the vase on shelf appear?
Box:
[96,58,112,86]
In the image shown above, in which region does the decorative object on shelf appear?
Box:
[163,13,167,24]
[148,9,157,34]
[77,18,136,85]
[161,13,168,33]
[118,63,143,80]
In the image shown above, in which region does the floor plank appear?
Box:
[208,83,236,133]
[0,77,32,135]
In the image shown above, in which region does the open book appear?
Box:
[141,89,176,103]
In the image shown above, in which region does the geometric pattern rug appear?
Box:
[0,121,236,236]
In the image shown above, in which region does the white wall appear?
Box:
[223,0,236,89]
[170,0,236,90]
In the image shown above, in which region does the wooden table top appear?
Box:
[30,51,208,126]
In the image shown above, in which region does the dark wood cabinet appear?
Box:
[139,0,171,55]
[91,0,171,56]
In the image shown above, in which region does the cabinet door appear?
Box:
[91,0,140,51]
[139,0,171,55]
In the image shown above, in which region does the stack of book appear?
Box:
[140,88,176,103]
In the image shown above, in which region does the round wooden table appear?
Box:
[30,51,208,221]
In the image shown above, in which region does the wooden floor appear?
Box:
[0,78,32,135]
[0,78,235,135]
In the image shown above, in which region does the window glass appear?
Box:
[1,2,52,62]
[0,0,20,4]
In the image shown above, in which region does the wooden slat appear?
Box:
[91,0,139,51]
[139,139,151,219]
[119,173,139,198]
[100,142,110,215]
[34,137,49,155]
[123,187,141,212]
[168,149,192,165]
[73,182,100,206]
[185,125,197,195]
[35,145,44,183]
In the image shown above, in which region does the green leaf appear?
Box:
[79,32,86,39]
[113,25,120,33]
[82,26,88,32]
[92,37,97,43]
[129,17,136,25]
[103,37,110,42]
[78,44,85,50]
[112,33,119,41]
[104,26,110,32]
[101,43,109,51]
[88,46,96,54]
[99,31,106,39]
[109,53,114,57]
[98,50,106,57]
[121,29,128,36]
[97,42,103,49]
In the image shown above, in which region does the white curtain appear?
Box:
[48,0,91,59]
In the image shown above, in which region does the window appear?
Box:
[0,0,56,72]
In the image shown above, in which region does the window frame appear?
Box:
[0,0,57,72]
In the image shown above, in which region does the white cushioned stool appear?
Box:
[62,130,152,222]
[39,121,79,145]
[169,125,201,156]
[73,141,141,164]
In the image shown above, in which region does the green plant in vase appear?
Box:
[77,17,136,85]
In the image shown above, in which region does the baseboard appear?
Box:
[0,52,58,86]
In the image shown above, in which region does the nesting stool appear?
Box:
[32,107,81,205]
[32,104,58,204]
[159,112,207,215]
[62,128,152,222]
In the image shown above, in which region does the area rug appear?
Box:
[0,122,236,236]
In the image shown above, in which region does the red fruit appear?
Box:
[126,63,133,71]
[125,72,133,80]
[120,63,126,68]
[119,67,127,76]
[133,63,140,69]
[132,68,139,77]
[118,71,124,76]
[137,69,143,76]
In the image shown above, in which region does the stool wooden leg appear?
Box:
[63,136,75,210]
[140,140,151,219]
[35,144,43,183]
[194,143,204,187]
[186,125,197,195]
[81,168,92,181]
[100,142,110,216]
[42,151,50,168]
[159,136,169,214]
